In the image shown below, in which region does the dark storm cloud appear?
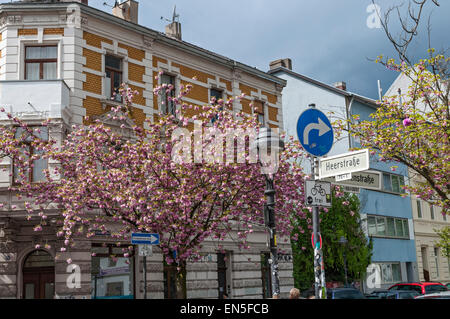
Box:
[91,0,449,99]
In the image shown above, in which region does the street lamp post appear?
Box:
[253,127,285,298]
[339,236,348,287]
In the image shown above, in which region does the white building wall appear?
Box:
[274,72,349,173]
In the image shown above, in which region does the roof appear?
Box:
[268,66,379,108]
[0,1,286,87]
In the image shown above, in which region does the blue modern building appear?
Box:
[268,59,418,293]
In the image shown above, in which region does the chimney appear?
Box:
[165,21,182,40]
[164,6,182,40]
[112,0,139,24]
[334,81,347,91]
[269,58,292,71]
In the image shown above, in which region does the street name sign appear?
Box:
[305,180,332,207]
[131,233,160,245]
[321,170,381,191]
[335,173,352,182]
[297,108,334,157]
[318,149,369,179]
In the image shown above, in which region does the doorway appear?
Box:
[22,250,55,299]
[421,247,430,282]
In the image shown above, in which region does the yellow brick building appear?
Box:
[0,0,291,300]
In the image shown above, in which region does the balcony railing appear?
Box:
[0,80,70,122]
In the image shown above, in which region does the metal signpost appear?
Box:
[131,233,160,299]
[297,105,334,299]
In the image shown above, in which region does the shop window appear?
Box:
[380,263,402,284]
[105,55,123,102]
[91,244,134,299]
[25,46,57,80]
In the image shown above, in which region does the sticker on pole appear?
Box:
[311,233,323,250]
[305,180,332,207]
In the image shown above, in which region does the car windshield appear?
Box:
[395,285,422,293]
[425,285,448,294]
[334,290,365,299]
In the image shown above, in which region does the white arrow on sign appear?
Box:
[150,235,158,244]
[303,117,332,145]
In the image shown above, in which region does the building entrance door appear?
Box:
[22,250,55,299]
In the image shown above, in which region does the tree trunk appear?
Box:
[175,262,187,299]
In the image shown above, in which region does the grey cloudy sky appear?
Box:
[89,0,449,99]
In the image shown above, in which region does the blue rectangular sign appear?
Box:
[131,233,160,245]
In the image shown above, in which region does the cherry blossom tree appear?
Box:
[346,54,449,213]
[1,81,308,298]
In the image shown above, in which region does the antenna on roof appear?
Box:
[161,5,180,23]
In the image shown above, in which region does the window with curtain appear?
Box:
[13,126,48,184]
[105,55,123,102]
[25,46,57,80]
[367,215,410,239]
[382,173,406,194]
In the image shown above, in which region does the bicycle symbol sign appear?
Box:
[305,181,332,207]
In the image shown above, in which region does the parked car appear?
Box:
[388,282,448,295]
[415,291,450,299]
[327,288,366,299]
[365,289,390,299]
[385,291,421,299]
[446,283,450,289]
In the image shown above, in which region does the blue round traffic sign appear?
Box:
[297,108,334,157]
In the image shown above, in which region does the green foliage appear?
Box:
[291,189,373,291]
[435,226,450,259]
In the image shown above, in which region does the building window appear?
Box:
[261,253,272,298]
[367,215,410,239]
[25,46,57,80]
[254,100,265,125]
[210,88,223,123]
[382,173,405,194]
[417,201,422,218]
[430,204,435,220]
[105,55,123,102]
[160,74,176,116]
[13,126,48,184]
[434,248,440,278]
[217,253,227,299]
[379,263,402,284]
[210,88,223,104]
[91,244,135,299]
